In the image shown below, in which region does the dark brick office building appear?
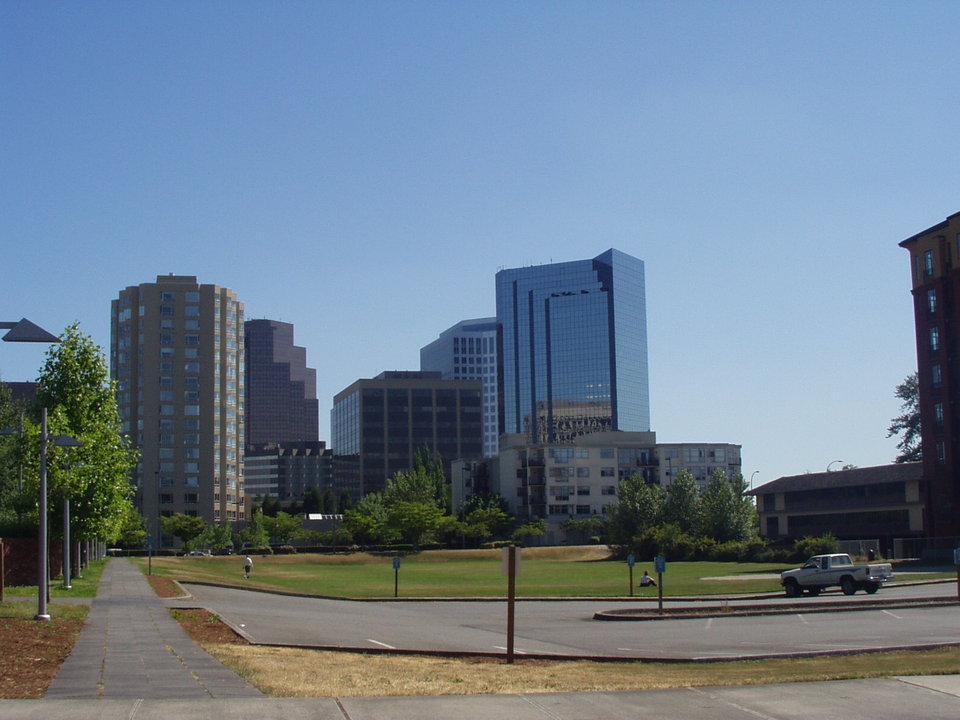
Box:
[331,371,483,499]
[244,319,318,445]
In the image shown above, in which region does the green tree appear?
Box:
[161,513,208,550]
[387,500,444,547]
[382,448,448,510]
[302,487,324,514]
[239,509,270,548]
[322,487,337,514]
[114,504,148,548]
[661,469,701,536]
[511,518,547,543]
[36,324,139,543]
[562,515,608,544]
[463,506,512,541]
[256,494,283,517]
[199,521,234,553]
[338,489,354,513]
[459,491,509,518]
[342,492,394,545]
[0,384,36,530]
[263,511,302,544]
[700,469,756,542]
[606,473,664,547]
[887,372,921,463]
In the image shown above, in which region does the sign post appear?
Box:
[502,545,520,663]
[654,555,666,614]
[627,554,635,596]
[393,556,401,598]
[953,548,960,603]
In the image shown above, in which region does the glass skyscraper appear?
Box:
[496,249,649,445]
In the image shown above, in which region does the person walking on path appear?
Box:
[243,555,253,579]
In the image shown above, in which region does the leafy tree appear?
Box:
[114,504,148,548]
[606,473,664,547]
[463,506,512,541]
[338,489,353,513]
[199,521,234,553]
[387,500,444,547]
[322,487,337,514]
[661,469,701,536]
[263,511,302,544]
[512,518,547,543]
[239,509,270,548]
[459,491,509,518]
[256,494,283,517]
[382,448,448,510]
[700,469,756,542]
[161,513,207,550]
[887,372,921,463]
[35,324,139,543]
[562,515,608,544]
[0,385,36,528]
[342,493,393,545]
[302,487,324,514]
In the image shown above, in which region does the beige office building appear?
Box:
[111,275,246,546]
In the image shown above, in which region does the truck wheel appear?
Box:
[805,586,821,596]
[784,579,800,597]
[863,582,879,594]
[840,577,857,595]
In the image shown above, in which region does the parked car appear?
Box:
[780,553,894,597]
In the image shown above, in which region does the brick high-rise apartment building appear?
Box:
[900,211,960,538]
[111,275,246,545]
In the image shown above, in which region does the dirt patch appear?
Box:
[171,608,247,644]
[146,573,183,598]
[0,615,85,699]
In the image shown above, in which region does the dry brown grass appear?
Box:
[201,643,960,698]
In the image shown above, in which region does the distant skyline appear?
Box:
[3,2,959,486]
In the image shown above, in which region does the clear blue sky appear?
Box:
[3,2,958,486]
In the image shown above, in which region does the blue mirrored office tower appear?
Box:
[496,249,650,445]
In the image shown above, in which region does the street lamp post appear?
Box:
[36,408,81,619]
[826,460,845,472]
[750,470,759,490]
[2,317,65,621]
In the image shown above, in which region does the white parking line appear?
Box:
[367,638,396,649]
[881,609,903,620]
[797,614,809,624]
[493,646,527,654]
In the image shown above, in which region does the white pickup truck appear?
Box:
[780,553,894,597]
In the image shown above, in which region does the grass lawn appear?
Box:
[3,559,107,599]
[138,546,795,597]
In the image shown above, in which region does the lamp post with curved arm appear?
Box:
[826,460,845,472]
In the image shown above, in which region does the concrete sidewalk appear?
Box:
[44,557,261,699]
[1,557,957,719]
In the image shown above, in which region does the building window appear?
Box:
[936,441,946,464]
[932,364,942,388]
[930,327,940,351]
[924,249,935,276]
[159,493,174,504]
[160,305,175,316]
[934,402,944,427]
[928,289,937,314]
[185,493,199,504]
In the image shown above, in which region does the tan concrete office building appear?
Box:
[111,275,246,545]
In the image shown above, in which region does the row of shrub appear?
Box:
[612,528,840,564]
